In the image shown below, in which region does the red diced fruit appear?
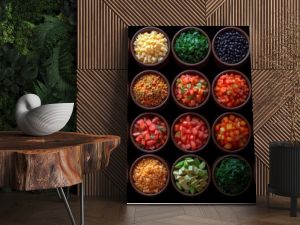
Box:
[152,117,159,123]
[132,115,168,151]
[146,119,152,126]
[149,124,156,132]
[145,133,150,140]
[173,114,209,151]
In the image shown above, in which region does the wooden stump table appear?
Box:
[0,131,120,225]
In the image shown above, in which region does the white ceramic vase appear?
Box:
[16,94,74,136]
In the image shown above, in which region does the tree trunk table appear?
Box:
[0,131,120,225]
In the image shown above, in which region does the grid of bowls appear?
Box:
[128,26,253,199]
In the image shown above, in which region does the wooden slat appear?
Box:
[77,69,127,200]
[104,0,206,26]
[206,0,226,18]
[77,0,300,199]
[252,70,294,131]
[77,0,127,69]
[206,0,299,70]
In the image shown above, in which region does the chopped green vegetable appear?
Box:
[174,29,209,64]
[214,157,251,195]
[175,131,181,138]
[175,161,184,169]
[180,86,186,94]
[173,156,209,194]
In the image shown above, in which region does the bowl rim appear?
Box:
[212,154,252,197]
[211,69,252,110]
[130,26,171,67]
[171,154,211,197]
[130,112,170,153]
[171,70,211,110]
[212,26,250,67]
[171,112,211,153]
[212,112,252,153]
[171,26,211,67]
[129,154,170,196]
[130,70,170,110]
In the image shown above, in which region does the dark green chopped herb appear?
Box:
[215,157,251,195]
[174,29,209,64]
[187,95,193,100]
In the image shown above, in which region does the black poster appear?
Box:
[127,26,256,204]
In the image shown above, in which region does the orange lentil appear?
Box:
[132,157,168,194]
[133,74,168,107]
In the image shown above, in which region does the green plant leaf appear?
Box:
[21,65,38,79]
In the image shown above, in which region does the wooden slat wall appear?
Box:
[77,0,300,199]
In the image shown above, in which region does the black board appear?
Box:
[127,26,256,204]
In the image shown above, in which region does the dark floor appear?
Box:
[0,192,299,225]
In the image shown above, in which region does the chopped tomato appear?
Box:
[173,114,209,151]
[214,72,250,108]
[174,73,209,108]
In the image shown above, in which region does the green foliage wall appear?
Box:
[0,0,77,131]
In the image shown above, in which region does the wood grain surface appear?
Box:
[0,132,120,191]
[0,193,299,225]
[77,0,300,199]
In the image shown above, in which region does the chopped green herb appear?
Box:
[174,29,209,64]
[180,86,186,94]
[157,125,167,132]
[175,131,181,138]
[215,157,251,195]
